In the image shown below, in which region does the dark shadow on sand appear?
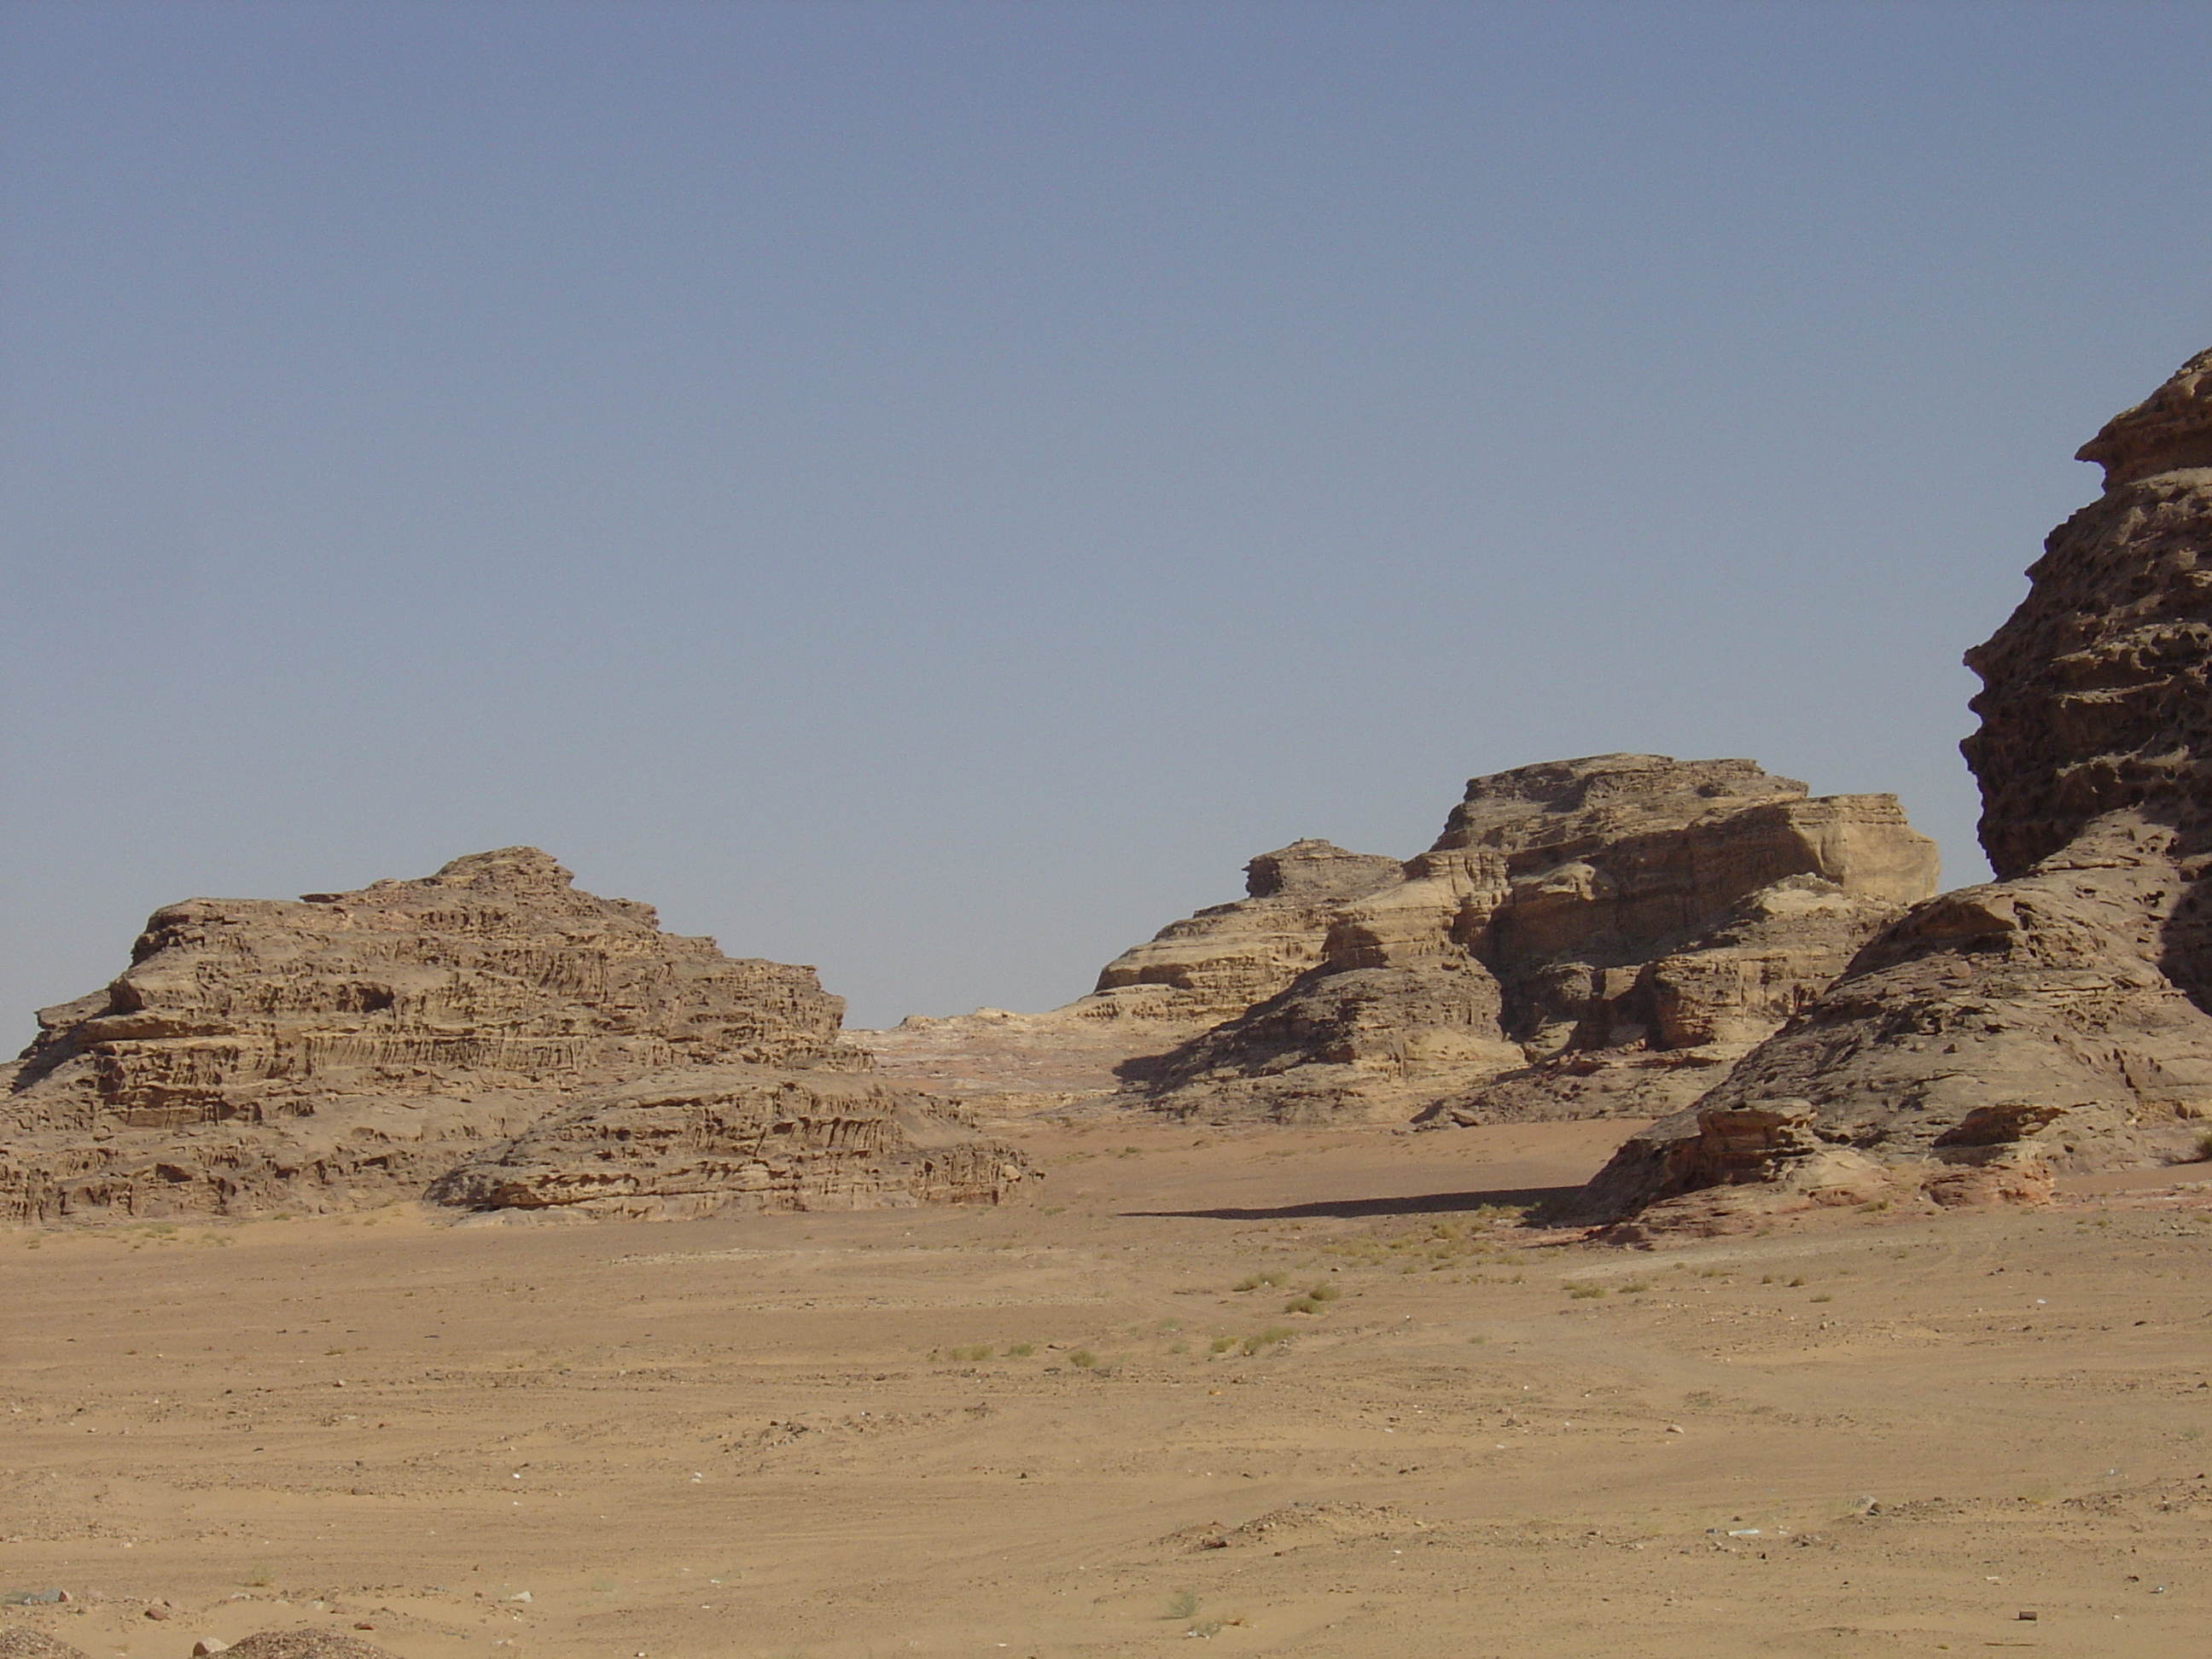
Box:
[1120,1185,1575,1221]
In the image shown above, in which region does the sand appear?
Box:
[4,1117,2212,1658]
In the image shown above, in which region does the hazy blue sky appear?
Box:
[3,1,2209,1038]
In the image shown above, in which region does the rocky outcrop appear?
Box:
[1570,347,2212,1230]
[1079,840,1409,1025]
[1131,756,1938,1123]
[2,849,1026,1221]
[433,1067,1034,1219]
[853,839,1406,1114]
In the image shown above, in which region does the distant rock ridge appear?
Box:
[1572,346,2212,1233]
[1128,755,1937,1123]
[3,849,1030,1221]
[863,756,1939,1126]
[1080,839,1408,1026]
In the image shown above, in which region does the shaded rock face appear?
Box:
[3,850,1024,1222]
[1131,755,1938,1123]
[433,1067,1033,1220]
[1571,348,2212,1230]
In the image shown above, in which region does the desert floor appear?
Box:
[5,1118,2212,1659]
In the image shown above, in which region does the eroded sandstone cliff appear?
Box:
[1570,347,2212,1233]
[853,839,1406,1113]
[433,1067,1032,1219]
[1129,756,1936,1122]
[3,849,1027,1221]
[861,757,1937,1126]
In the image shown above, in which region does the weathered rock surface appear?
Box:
[3,849,1026,1221]
[0,1628,92,1659]
[1080,840,1409,1026]
[216,1634,401,1659]
[1132,755,1938,1123]
[1570,347,2212,1231]
[434,1066,1033,1219]
[853,840,1406,1115]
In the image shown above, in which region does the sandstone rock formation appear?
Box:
[862,758,1938,1126]
[1079,840,1409,1026]
[853,839,1406,1115]
[3,849,1027,1221]
[434,1066,1032,1219]
[1570,346,2212,1231]
[1131,755,1938,1123]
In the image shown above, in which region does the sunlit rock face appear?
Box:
[1571,347,2212,1232]
[1126,754,1937,1125]
[3,848,1027,1221]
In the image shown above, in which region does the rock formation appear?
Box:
[1078,840,1410,1026]
[863,758,1939,1126]
[433,1067,1032,1219]
[853,839,1405,1113]
[1130,755,1938,1123]
[1571,347,2212,1232]
[2,849,1028,1221]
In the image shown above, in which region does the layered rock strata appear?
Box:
[1130,755,1938,1123]
[853,839,1406,1112]
[1079,840,1410,1025]
[1571,347,2212,1231]
[864,757,1938,1125]
[3,849,1027,1220]
[434,1067,1033,1219]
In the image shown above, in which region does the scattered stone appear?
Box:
[143,1603,172,1621]
[0,1629,93,1659]
[217,1634,400,1659]
[195,1640,232,1656]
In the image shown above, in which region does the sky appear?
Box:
[3,0,2210,1040]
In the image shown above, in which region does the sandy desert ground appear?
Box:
[6,1119,2212,1659]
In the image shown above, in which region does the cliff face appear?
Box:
[14,847,856,1133]
[853,758,1935,1126]
[3,849,1027,1221]
[1573,349,2212,1232]
[852,840,1409,1114]
[1130,756,1938,1123]
[1080,840,1409,1026]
